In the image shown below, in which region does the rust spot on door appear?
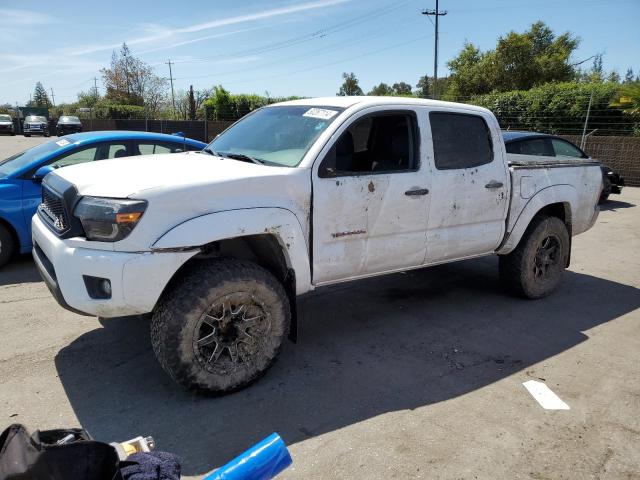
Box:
[368,181,375,193]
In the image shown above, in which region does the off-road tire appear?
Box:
[0,224,15,268]
[151,258,290,394]
[499,215,569,299]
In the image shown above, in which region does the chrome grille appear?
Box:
[39,185,69,233]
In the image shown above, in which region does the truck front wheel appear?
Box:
[499,215,570,299]
[151,258,290,393]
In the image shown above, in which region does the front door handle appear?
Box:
[405,188,429,196]
[485,181,504,189]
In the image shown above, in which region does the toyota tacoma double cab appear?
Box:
[32,97,602,393]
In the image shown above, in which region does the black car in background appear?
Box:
[22,115,50,137]
[0,114,15,135]
[56,115,83,136]
[502,131,625,204]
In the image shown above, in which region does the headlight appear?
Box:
[74,196,147,242]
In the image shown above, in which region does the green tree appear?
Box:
[392,82,413,96]
[337,72,363,96]
[203,85,234,120]
[368,82,393,96]
[624,68,635,83]
[32,82,51,108]
[415,76,431,98]
[445,22,579,99]
[101,43,167,109]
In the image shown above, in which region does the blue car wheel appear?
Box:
[0,223,15,267]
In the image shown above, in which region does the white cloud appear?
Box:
[0,9,58,25]
[64,0,349,56]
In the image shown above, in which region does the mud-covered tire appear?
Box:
[499,215,570,299]
[0,224,15,268]
[151,258,290,394]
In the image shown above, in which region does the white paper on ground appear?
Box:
[522,380,570,410]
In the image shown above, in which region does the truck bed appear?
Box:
[500,153,602,253]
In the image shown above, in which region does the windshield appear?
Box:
[25,116,47,123]
[60,116,80,123]
[206,105,343,167]
[0,115,11,122]
[0,139,72,177]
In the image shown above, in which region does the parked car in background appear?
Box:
[32,97,602,393]
[0,131,206,266]
[599,165,625,203]
[502,131,623,203]
[23,115,50,137]
[0,114,15,135]
[56,116,83,136]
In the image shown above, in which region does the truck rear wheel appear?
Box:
[499,215,569,299]
[151,258,290,393]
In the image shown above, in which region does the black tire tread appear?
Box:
[151,258,290,394]
[0,223,15,268]
[499,215,569,299]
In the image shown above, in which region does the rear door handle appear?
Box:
[405,188,429,196]
[485,181,503,189]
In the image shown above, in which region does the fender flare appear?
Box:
[151,207,311,294]
[497,184,576,254]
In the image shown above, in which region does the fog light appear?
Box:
[101,279,112,297]
[83,275,112,299]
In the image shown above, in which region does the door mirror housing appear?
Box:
[32,165,55,182]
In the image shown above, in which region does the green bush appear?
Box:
[469,82,634,135]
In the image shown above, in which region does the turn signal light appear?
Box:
[116,212,143,224]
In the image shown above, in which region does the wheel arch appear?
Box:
[0,215,21,256]
[498,184,576,255]
[150,208,311,341]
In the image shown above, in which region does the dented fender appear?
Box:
[498,184,577,254]
[151,208,312,295]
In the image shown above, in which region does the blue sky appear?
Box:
[1,0,638,105]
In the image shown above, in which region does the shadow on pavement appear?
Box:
[54,256,640,475]
[0,255,41,287]
[599,199,636,211]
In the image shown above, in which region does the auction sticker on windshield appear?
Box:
[303,108,338,120]
[56,139,70,147]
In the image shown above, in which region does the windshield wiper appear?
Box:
[220,152,265,165]
[201,147,220,156]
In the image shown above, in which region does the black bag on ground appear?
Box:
[0,424,122,480]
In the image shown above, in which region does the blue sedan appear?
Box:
[0,131,206,266]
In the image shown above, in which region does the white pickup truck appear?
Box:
[32,97,602,393]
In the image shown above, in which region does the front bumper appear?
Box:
[32,214,196,317]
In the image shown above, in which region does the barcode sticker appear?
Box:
[303,108,338,120]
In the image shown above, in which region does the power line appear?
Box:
[171,0,417,65]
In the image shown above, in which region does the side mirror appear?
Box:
[32,165,55,182]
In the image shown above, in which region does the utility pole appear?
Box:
[50,88,56,107]
[422,0,448,99]
[93,77,99,98]
[166,59,176,118]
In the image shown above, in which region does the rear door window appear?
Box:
[430,112,493,169]
[551,139,585,158]
[136,141,185,155]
